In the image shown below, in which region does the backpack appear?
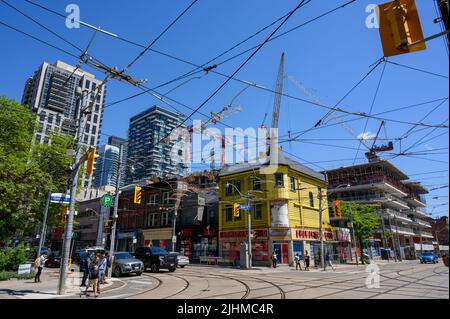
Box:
[90,264,99,277]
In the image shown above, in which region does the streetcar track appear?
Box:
[125,273,162,298]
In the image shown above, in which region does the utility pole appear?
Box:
[394,215,402,262]
[108,144,123,279]
[57,88,88,295]
[435,0,449,48]
[246,191,252,269]
[37,191,51,258]
[318,187,325,271]
[348,204,359,266]
[96,208,104,247]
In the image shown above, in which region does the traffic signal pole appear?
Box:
[246,191,252,269]
[108,144,123,279]
[57,88,88,295]
[37,191,51,258]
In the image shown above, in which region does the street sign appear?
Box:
[100,194,113,207]
[50,193,70,204]
[239,205,251,211]
[18,264,32,275]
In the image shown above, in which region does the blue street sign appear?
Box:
[239,205,251,211]
[50,193,71,205]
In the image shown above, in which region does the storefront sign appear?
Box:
[336,228,351,242]
[270,201,289,228]
[269,228,291,240]
[292,228,336,241]
[220,229,268,240]
[117,231,136,239]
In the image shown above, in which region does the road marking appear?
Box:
[98,293,130,299]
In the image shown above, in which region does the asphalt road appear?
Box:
[89,260,448,299]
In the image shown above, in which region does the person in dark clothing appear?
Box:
[80,253,92,287]
[304,250,310,271]
[34,253,47,283]
[272,250,278,268]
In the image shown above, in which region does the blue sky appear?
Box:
[0,0,448,217]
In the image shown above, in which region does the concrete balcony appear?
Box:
[383,209,413,223]
[329,177,409,198]
[405,195,426,207]
[391,226,415,236]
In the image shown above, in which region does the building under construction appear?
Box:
[326,159,433,260]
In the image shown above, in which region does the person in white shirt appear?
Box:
[34,253,48,283]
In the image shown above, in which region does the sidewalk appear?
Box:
[0,268,124,299]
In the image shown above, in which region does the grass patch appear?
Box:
[0,271,35,281]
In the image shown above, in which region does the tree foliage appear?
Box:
[340,201,381,264]
[0,97,73,241]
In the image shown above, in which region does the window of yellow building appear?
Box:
[253,204,263,220]
[309,192,315,207]
[274,173,284,188]
[225,207,233,222]
[289,176,296,192]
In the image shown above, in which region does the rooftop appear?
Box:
[325,159,409,180]
[219,148,326,182]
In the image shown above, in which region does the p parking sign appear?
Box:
[100,194,113,207]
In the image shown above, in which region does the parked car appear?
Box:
[112,252,144,277]
[170,252,189,268]
[72,247,105,266]
[419,252,439,264]
[134,247,177,273]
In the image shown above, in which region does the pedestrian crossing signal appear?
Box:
[134,186,142,204]
[233,203,240,218]
[377,0,426,57]
[332,200,342,219]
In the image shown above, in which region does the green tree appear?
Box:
[0,97,74,241]
[340,201,381,264]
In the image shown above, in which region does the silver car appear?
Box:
[171,252,189,268]
[112,252,144,277]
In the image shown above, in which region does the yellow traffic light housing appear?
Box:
[86,147,99,175]
[134,186,142,205]
[233,203,240,218]
[378,0,426,57]
[332,200,342,219]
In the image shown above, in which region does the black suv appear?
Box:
[134,247,177,273]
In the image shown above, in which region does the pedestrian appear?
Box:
[80,252,91,287]
[294,253,302,270]
[85,255,100,297]
[98,252,107,291]
[272,250,278,268]
[103,252,111,284]
[34,253,47,283]
[325,251,336,271]
[304,250,310,271]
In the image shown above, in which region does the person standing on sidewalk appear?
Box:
[272,250,278,268]
[324,251,336,271]
[80,252,92,287]
[97,252,107,291]
[85,256,100,297]
[34,253,47,283]
[294,253,302,270]
[304,250,310,271]
[103,252,111,284]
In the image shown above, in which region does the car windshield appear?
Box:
[423,252,434,256]
[114,252,133,260]
[151,247,167,255]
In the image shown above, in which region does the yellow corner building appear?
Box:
[219,150,334,267]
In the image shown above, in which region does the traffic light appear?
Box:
[233,203,240,218]
[86,147,99,175]
[332,200,342,219]
[134,186,142,205]
[378,0,426,57]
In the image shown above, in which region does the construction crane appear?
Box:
[365,120,394,161]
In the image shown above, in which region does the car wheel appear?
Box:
[136,272,142,276]
[169,267,176,272]
[114,266,122,277]
[150,263,159,273]
[180,265,185,268]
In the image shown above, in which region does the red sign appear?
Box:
[292,228,335,241]
[220,229,268,239]
[181,229,193,237]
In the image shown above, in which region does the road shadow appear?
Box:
[0,288,56,296]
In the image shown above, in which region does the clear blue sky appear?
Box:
[1,0,448,217]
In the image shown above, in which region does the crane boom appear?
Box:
[271,52,285,130]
